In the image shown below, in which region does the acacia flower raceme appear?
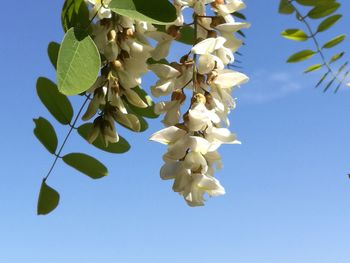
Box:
[149,0,249,206]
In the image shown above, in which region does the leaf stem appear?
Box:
[44,96,91,180]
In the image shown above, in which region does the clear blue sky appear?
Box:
[1,1,350,262]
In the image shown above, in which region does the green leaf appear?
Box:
[317,14,342,32]
[307,2,340,19]
[37,179,60,215]
[47,42,60,69]
[61,0,90,32]
[178,26,195,45]
[57,27,101,96]
[315,72,329,88]
[36,77,74,125]
[78,123,130,154]
[279,0,294,14]
[304,64,323,73]
[330,52,345,63]
[33,117,58,154]
[126,86,158,119]
[287,50,316,63]
[322,34,346,49]
[296,0,336,6]
[233,12,246,20]
[281,29,309,41]
[109,0,177,25]
[63,153,108,179]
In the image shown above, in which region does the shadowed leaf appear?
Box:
[78,123,131,154]
[63,153,108,179]
[37,180,60,215]
[33,117,58,154]
[36,77,74,125]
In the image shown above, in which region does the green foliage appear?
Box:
[317,14,342,32]
[36,77,74,125]
[78,123,131,154]
[330,52,345,63]
[47,42,60,69]
[109,0,177,25]
[37,180,60,215]
[287,50,316,63]
[57,28,101,96]
[61,0,90,32]
[281,29,309,41]
[279,0,294,14]
[304,64,322,73]
[33,117,58,155]
[178,26,196,45]
[307,2,340,19]
[279,0,349,92]
[63,153,108,179]
[322,34,346,49]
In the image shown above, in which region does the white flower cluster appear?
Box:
[150,0,250,206]
[83,0,159,146]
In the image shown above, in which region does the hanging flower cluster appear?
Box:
[150,0,250,206]
[82,0,158,145]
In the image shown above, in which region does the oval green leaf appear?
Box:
[330,52,345,63]
[307,2,340,19]
[322,34,346,49]
[281,29,309,41]
[48,42,60,69]
[37,179,60,215]
[57,27,101,96]
[109,0,177,25]
[304,64,322,73]
[78,123,131,154]
[317,14,342,32]
[33,117,58,154]
[36,77,74,125]
[287,50,316,63]
[63,153,108,179]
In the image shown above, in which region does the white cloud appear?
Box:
[235,70,304,104]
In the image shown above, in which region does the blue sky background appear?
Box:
[1,1,350,262]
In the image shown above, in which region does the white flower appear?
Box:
[149,64,181,97]
[155,100,182,126]
[191,37,226,55]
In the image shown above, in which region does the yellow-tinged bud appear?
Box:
[107,30,117,42]
[111,60,123,71]
[191,93,206,105]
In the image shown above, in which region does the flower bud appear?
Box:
[111,60,123,71]
[191,93,206,105]
[171,89,186,103]
[107,29,117,42]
